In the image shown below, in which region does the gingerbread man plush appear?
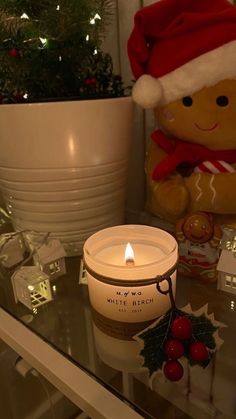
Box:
[128,0,236,225]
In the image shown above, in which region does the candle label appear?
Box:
[87,273,176,323]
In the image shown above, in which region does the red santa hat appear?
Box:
[127,0,236,109]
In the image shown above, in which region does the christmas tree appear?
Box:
[0,0,124,103]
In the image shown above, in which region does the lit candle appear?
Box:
[125,242,135,266]
[83,225,178,334]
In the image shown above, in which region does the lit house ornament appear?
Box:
[217,228,236,295]
[33,239,66,280]
[0,233,26,268]
[11,266,52,310]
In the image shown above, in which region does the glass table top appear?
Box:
[0,253,235,419]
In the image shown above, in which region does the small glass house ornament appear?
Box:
[33,239,66,280]
[0,233,26,268]
[11,266,52,310]
[217,227,236,295]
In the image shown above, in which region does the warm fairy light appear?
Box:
[86,34,90,41]
[56,5,60,10]
[94,13,101,20]
[58,55,62,61]
[21,13,29,19]
[90,13,101,24]
[93,48,98,55]
[125,243,135,266]
[23,93,28,99]
[39,37,47,46]
[28,285,34,291]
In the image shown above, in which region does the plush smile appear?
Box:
[194,123,219,132]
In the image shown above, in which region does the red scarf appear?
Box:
[151,130,236,181]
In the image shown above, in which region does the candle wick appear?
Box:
[125,258,135,267]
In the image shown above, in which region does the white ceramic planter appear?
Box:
[0,97,133,255]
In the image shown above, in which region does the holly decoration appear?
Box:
[171,316,192,340]
[189,341,209,362]
[163,360,184,382]
[164,339,184,360]
[134,275,225,386]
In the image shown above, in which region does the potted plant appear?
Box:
[0,0,133,255]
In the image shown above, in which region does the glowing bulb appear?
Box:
[93,48,98,55]
[21,13,29,19]
[90,13,102,24]
[125,243,135,266]
[94,13,101,20]
[23,93,28,99]
[56,5,60,10]
[39,37,47,46]
[58,55,62,61]
[28,285,34,291]
[86,34,90,41]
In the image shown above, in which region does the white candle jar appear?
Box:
[83,225,178,335]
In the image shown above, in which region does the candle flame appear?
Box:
[125,242,135,266]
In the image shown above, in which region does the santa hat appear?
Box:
[127,0,236,109]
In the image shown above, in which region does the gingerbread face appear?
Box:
[182,213,213,244]
[155,79,236,150]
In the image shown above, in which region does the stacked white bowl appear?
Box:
[0,98,133,255]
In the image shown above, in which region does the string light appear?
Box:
[94,13,101,20]
[56,5,60,10]
[21,13,29,19]
[39,37,47,46]
[93,48,98,55]
[58,56,62,61]
[86,34,90,41]
[90,13,101,25]
[23,93,28,99]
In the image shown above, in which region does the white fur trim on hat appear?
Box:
[159,40,236,105]
[133,40,236,108]
[132,75,163,109]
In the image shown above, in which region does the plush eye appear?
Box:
[182,96,193,107]
[216,95,229,107]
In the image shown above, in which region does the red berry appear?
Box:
[9,48,18,58]
[189,342,209,362]
[164,339,184,360]
[163,360,183,382]
[171,316,192,340]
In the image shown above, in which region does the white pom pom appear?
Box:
[132,75,163,109]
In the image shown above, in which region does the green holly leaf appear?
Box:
[136,309,174,377]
